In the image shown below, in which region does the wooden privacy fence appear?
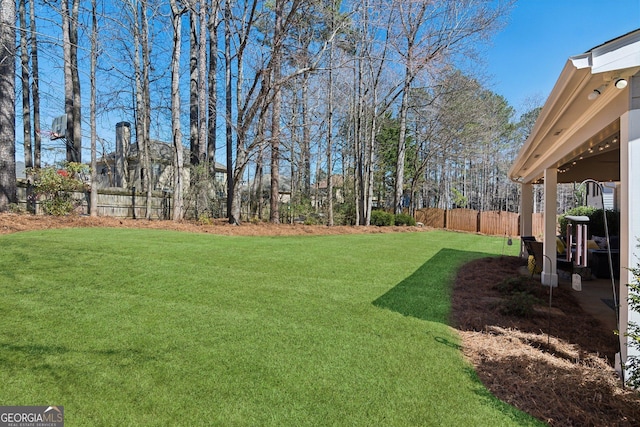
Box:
[447,208,479,233]
[15,181,546,234]
[414,207,445,229]
[479,211,519,235]
[16,183,171,219]
[415,208,544,237]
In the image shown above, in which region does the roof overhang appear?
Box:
[509,29,640,185]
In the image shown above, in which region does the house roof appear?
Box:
[509,29,640,185]
[99,139,226,172]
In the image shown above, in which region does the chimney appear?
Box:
[115,122,131,187]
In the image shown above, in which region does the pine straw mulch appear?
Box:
[0,212,429,236]
[452,256,640,426]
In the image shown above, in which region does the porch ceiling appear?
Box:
[509,29,640,185]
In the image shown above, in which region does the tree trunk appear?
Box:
[224,0,234,222]
[19,0,32,169]
[29,0,41,168]
[62,0,75,162]
[301,70,310,197]
[170,0,184,220]
[252,143,264,219]
[141,0,152,219]
[90,0,98,216]
[326,13,334,226]
[269,0,284,224]
[189,10,198,166]
[198,0,207,165]
[207,0,219,172]
[0,0,16,211]
[394,67,411,215]
[71,0,81,163]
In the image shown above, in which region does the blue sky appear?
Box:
[487,0,640,118]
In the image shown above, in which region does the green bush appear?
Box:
[29,163,87,216]
[335,202,356,226]
[371,210,394,226]
[625,240,640,388]
[499,291,541,317]
[8,203,27,214]
[558,206,619,237]
[394,213,416,226]
[494,276,537,295]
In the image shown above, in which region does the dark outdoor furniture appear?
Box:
[523,239,574,277]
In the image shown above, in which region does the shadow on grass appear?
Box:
[373,248,488,324]
[373,250,544,426]
[0,342,158,368]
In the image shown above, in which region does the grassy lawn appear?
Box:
[0,228,541,426]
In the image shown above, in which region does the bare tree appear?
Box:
[269,0,286,224]
[170,0,186,220]
[325,0,337,226]
[89,0,98,216]
[351,0,391,225]
[129,0,153,218]
[70,0,81,162]
[0,0,16,211]
[223,0,235,221]
[62,0,79,162]
[19,0,32,169]
[189,7,198,166]
[198,0,207,165]
[389,0,510,214]
[29,0,41,168]
[207,0,220,170]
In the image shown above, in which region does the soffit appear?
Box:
[509,29,640,185]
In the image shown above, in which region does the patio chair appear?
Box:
[523,239,574,277]
[523,240,544,275]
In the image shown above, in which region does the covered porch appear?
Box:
[508,29,640,376]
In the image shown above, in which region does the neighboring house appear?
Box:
[96,122,226,191]
[508,29,640,378]
[312,174,345,207]
[585,181,617,210]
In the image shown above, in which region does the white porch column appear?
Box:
[542,168,558,287]
[520,183,534,257]
[620,104,640,368]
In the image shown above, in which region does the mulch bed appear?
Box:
[452,256,640,426]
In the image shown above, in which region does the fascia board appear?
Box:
[570,53,592,69]
[508,61,585,181]
[519,89,626,184]
[570,30,640,74]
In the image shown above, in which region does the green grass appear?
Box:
[0,228,541,426]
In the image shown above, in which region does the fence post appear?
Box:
[26,180,36,214]
[131,187,136,219]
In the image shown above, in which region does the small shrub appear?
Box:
[394,213,416,226]
[499,291,541,317]
[625,240,640,388]
[495,276,536,295]
[198,213,212,225]
[336,202,356,226]
[558,206,619,237]
[371,210,394,226]
[8,203,27,214]
[29,163,87,216]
